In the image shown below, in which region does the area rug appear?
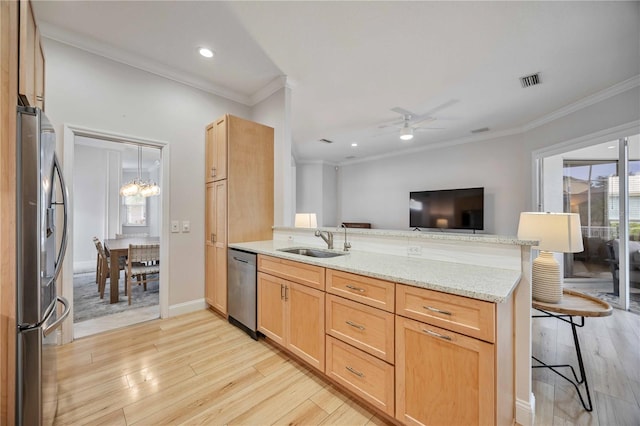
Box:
[73,271,159,323]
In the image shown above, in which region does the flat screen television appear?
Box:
[409,187,484,231]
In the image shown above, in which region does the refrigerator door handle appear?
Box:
[43,296,70,337]
[51,154,69,283]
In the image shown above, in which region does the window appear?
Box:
[123,194,146,226]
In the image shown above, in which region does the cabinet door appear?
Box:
[205,124,215,183]
[287,281,325,372]
[18,0,36,106]
[212,180,227,314]
[257,272,285,346]
[212,116,227,181]
[395,316,495,426]
[204,183,215,306]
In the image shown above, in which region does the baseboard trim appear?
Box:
[515,394,535,426]
[168,299,207,317]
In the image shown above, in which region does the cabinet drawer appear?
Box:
[326,269,394,312]
[326,336,394,417]
[257,255,325,291]
[396,284,495,343]
[326,294,394,363]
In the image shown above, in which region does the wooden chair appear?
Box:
[92,236,101,288]
[126,244,160,305]
[95,239,125,299]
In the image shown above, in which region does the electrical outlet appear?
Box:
[407,246,422,256]
[171,220,180,233]
[182,220,190,233]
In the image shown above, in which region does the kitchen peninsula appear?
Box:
[230,226,536,426]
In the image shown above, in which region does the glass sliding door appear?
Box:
[542,134,639,312]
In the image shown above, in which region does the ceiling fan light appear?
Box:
[400,126,414,140]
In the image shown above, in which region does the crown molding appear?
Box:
[249,75,296,106]
[337,128,523,166]
[523,75,640,131]
[39,21,254,105]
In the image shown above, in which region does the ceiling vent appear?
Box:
[471,127,490,134]
[520,73,541,88]
[319,138,334,144]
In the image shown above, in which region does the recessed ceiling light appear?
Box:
[198,47,214,58]
[607,145,616,149]
[351,143,358,147]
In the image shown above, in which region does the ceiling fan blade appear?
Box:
[390,106,417,117]
[411,116,436,127]
[421,99,459,117]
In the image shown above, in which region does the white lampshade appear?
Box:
[295,213,318,228]
[517,212,583,253]
[517,212,583,303]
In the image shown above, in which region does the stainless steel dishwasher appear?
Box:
[227,248,258,340]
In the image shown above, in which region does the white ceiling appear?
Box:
[33,1,640,164]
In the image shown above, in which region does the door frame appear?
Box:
[60,123,170,343]
[532,120,640,311]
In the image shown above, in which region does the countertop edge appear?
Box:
[229,241,522,303]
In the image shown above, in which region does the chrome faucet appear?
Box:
[314,230,334,249]
[341,224,351,252]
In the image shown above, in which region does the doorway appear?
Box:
[538,133,640,313]
[60,125,170,343]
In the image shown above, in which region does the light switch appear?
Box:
[171,220,180,233]
[182,220,190,233]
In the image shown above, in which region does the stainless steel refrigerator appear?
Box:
[16,106,70,426]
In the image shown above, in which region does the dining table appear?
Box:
[103,236,160,304]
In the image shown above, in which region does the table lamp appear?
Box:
[517,212,583,303]
[294,213,318,228]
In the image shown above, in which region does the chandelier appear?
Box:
[119,146,160,197]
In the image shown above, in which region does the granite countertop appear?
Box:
[229,240,522,303]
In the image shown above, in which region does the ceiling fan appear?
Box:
[378,100,458,141]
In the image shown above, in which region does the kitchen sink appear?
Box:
[277,247,348,258]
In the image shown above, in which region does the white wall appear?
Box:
[296,162,338,227]
[338,86,640,235]
[72,144,112,272]
[251,87,293,226]
[44,39,253,306]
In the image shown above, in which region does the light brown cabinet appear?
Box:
[395,283,514,426]
[204,115,273,316]
[205,180,227,313]
[395,316,495,426]
[257,269,325,372]
[205,117,227,183]
[18,0,44,109]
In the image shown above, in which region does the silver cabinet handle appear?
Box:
[212,233,216,243]
[424,305,452,316]
[280,284,285,300]
[423,329,452,341]
[284,285,289,301]
[345,320,365,331]
[211,167,216,177]
[346,284,365,293]
[345,366,365,378]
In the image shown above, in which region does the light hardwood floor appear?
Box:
[532,305,640,425]
[55,306,640,425]
[54,309,390,426]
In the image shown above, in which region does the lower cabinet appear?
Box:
[326,336,395,416]
[395,316,496,426]
[257,271,325,372]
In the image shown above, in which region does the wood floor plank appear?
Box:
[318,397,374,426]
[272,399,331,426]
[53,306,639,426]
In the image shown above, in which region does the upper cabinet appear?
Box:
[18,0,44,109]
[205,116,228,183]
